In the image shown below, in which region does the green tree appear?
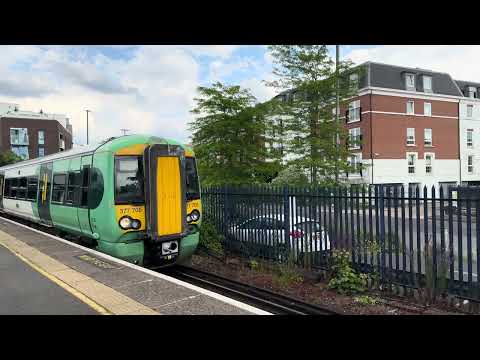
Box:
[271,164,309,186]
[0,150,22,166]
[189,82,280,186]
[266,45,361,185]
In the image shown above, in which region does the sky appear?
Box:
[2,45,480,146]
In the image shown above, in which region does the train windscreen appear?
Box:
[185,157,200,200]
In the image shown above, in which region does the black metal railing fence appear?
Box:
[201,184,480,300]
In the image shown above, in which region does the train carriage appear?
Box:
[0,134,201,267]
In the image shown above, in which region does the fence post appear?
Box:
[283,185,290,257]
[379,184,386,285]
[223,185,228,236]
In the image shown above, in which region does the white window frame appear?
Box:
[407,152,417,174]
[38,130,45,145]
[406,100,415,115]
[423,76,432,92]
[467,104,473,118]
[424,128,432,146]
[348,100,361,123]
[467,129,474,148]
[349,153,363,176]
[406,74,415,90]
[348,127,361,149]
[425,153,434,175]
[406,127,415,145]
[469,86,477,99]
[468,155,474,174]
[424,102,432,116]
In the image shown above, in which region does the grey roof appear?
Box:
[363,62,463,96]
[271,61,472,100]
[454,80,480,97]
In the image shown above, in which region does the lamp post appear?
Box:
[85,110,91,145]
[335,45,340,184]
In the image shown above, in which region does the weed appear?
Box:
[354,295,380,306]
[327,249,368,295]
[274,252,303,287]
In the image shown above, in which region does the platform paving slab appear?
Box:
[0,245,98,315]
[0,218,257,315]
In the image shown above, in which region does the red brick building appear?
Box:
[0,102,73,160]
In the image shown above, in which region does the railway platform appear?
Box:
[0,217,270,315]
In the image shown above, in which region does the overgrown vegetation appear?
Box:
[274,252,304,287]
[354,295,380,306]
[416,237,449,306]
[327,249,367,295]
[198,219,225,256]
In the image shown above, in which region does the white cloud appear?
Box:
[346,45,480,82]
[240,77,278,103]
[0,45,280,146]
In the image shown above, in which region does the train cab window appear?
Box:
[115,157,144,204]
[27,177,38,201]
[185,157,200,200]
[52,174,67,203]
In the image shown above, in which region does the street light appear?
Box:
[85,110,91,145]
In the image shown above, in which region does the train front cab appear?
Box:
[110,142,200,267]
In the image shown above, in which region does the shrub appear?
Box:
[199,219,225,256]
[327,249,367,295]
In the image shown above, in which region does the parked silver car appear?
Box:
[227,214,330,259]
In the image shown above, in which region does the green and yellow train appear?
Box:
[0,134,201,267]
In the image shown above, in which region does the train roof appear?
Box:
[0,134,192,171]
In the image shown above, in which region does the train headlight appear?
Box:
[186,215,192,222]
[190,210,200,222]
[131,219,141,229]
[119,216,133,229]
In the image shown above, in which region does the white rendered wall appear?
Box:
[359,158,460,195]
[459,99,480,183]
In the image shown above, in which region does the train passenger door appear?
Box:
[38,162,53,226]
[77,155,93,237]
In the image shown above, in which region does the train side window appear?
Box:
[4,178,11,198]
[52,174,67,204]
[27,176,38,201]
[10,178,18,198]
[16,177,27,200]
[66,171,81,204]
[80,166,90,207]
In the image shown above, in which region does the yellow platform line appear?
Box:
[0,240,112,315]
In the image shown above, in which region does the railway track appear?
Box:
[160,265,341,315]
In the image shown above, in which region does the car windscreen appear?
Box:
[185,157,200,200]
[295,221,321,233]
[115,156,144,204]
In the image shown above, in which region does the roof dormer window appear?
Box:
[405,73,415,91]
[423,75,432,93]
[468,86,477,99]
[350,73,359,90]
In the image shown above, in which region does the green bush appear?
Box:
[199,219,225,256]
[327,249,367,295]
